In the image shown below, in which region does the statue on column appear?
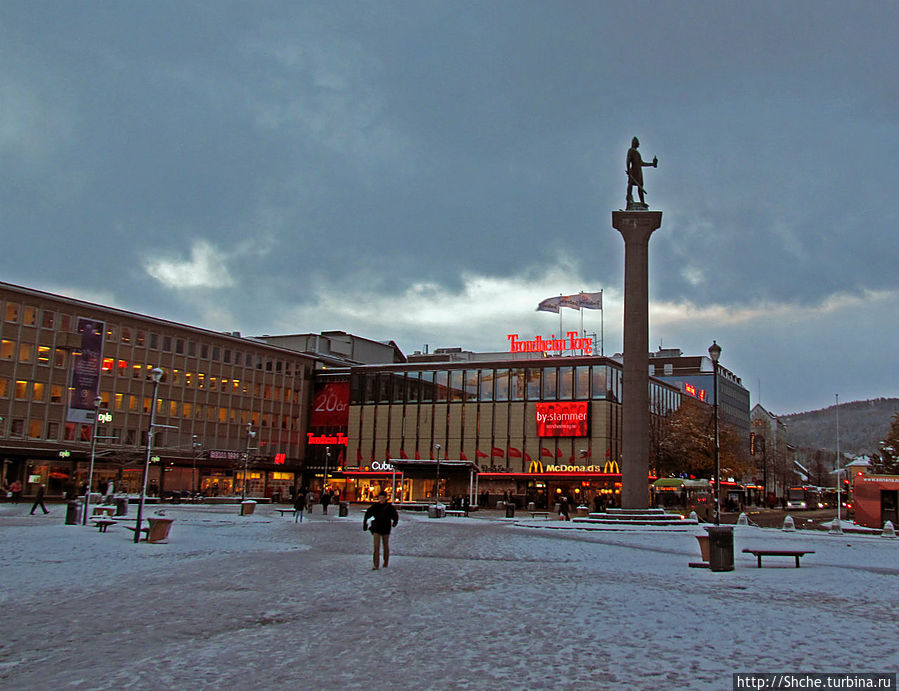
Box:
[626,137,658,210]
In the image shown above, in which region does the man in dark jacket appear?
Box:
[363,491,399,570]
[30,484,49,515]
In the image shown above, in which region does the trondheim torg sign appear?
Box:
[507,331,593,355]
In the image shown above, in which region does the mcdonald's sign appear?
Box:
[603,460,620,473]
[528,459,545,474]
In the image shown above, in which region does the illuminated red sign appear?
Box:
[536,402,589,437]
[274,453,286,465]
[683,382,707,401]
[307,433,349,446]
[310,381,350,427]
[507,331,593,355]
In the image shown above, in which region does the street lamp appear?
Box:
[134,367,164,543]
[434,443,441,507]
[192,435,203,495]
[242,425,256,502]
[82,395,103,525]
[708,341,722,526]
[322,445,330,495]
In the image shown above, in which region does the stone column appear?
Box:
[611,210,663,509]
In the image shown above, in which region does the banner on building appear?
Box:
[310,381,350,427]
[67,318,105,425]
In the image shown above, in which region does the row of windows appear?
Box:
[1,341,70,366]
[1,375,301,408]
[1,298,302,373]
[2,417,299,450]
[351,366,625,405]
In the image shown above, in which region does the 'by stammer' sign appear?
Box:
[536,402,589,437]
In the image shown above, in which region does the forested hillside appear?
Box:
[782,398,898,456]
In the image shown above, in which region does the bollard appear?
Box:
[338,501,349,517]
[882,521,896,538]
[782,515,795,532]
[736,512,749,526]
[828,518,843,535]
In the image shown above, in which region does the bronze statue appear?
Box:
[626,137,657,209]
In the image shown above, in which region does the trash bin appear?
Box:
[428,505,445,518]
[240,500,257,516]
[505,503,515,518]
[65,500,81,525]
[338,501,349,517]
[705,525,734,572]
[527,501,536,511]
[271,492,281,504]
[115,497,128,516]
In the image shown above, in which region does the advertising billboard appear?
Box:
[310,381,350,427]
[536,401,589,437]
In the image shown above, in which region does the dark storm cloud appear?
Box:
[2,0,897,412]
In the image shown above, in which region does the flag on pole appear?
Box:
[576,290,602,310]
[536,296,563,313]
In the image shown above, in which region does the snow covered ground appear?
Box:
[1,502,897,690]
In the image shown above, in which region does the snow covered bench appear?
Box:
[742,548,814,568]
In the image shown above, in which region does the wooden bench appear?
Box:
[91,518,116,533]
[529,511,551,519]
[445,509,467,517]
[275,508,296,517]
[92,506,116,517]
[742,548,814,568]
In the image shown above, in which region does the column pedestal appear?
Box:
[611,210,663,509]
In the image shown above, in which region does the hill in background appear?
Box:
[781,398,898,456]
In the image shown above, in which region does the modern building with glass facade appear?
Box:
[326,357,682,508]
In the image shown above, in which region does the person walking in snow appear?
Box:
[30,484,49,515]
[363,491,399,570]
[293,486,307,523]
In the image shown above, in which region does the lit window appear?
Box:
[121,327,132,344]
[5,303,20,322]
[100,392,110,408]
[15,380,28,399]
[1,340,14,360]
[28,420,42,438]
[118,359,129,371]
[136,330,146,347]
[0,378,8,397]
[23,306,37,325]
[129,395,137,411]
[170,400,178,417]
[102,358,114,372]
[33,382,45,401]
[115,393,124,410]
[133,364,142,379]
[37,346,51,365]
[106,326,116,341]
[51,385,63,403]
[18,343,33,363]
[182,402,192,419]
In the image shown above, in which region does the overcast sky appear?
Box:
[2,1,897,415]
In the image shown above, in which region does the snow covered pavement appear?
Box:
[1,503,897,690]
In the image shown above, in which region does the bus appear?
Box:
[786,486,825,510]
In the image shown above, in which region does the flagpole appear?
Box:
[601,289,604,356]
[558,294,563,355]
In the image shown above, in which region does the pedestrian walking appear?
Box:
[294,486,308,523]
[321,488,331,515]
[559,495,570,521]
[363,491,399,570]
[305,490,315,513]
[30,484,49,515]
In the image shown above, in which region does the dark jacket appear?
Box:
[364,501,399,535]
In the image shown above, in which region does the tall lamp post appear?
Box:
[323,446,330,494]
[708,341,722,526]
[242,425,256,502]
[134,367,164,543]
[81,395,103,525]
[434,443,441,506]
[192,435,202,495]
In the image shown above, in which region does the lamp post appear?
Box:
[835,393,841,526]
[434,443,441,507]
[323,445,330,495]
[192,435,202,495]
[81,395,103,525]
[242,425,256,502]
[708,341,722,526]
[134,367,164,543]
